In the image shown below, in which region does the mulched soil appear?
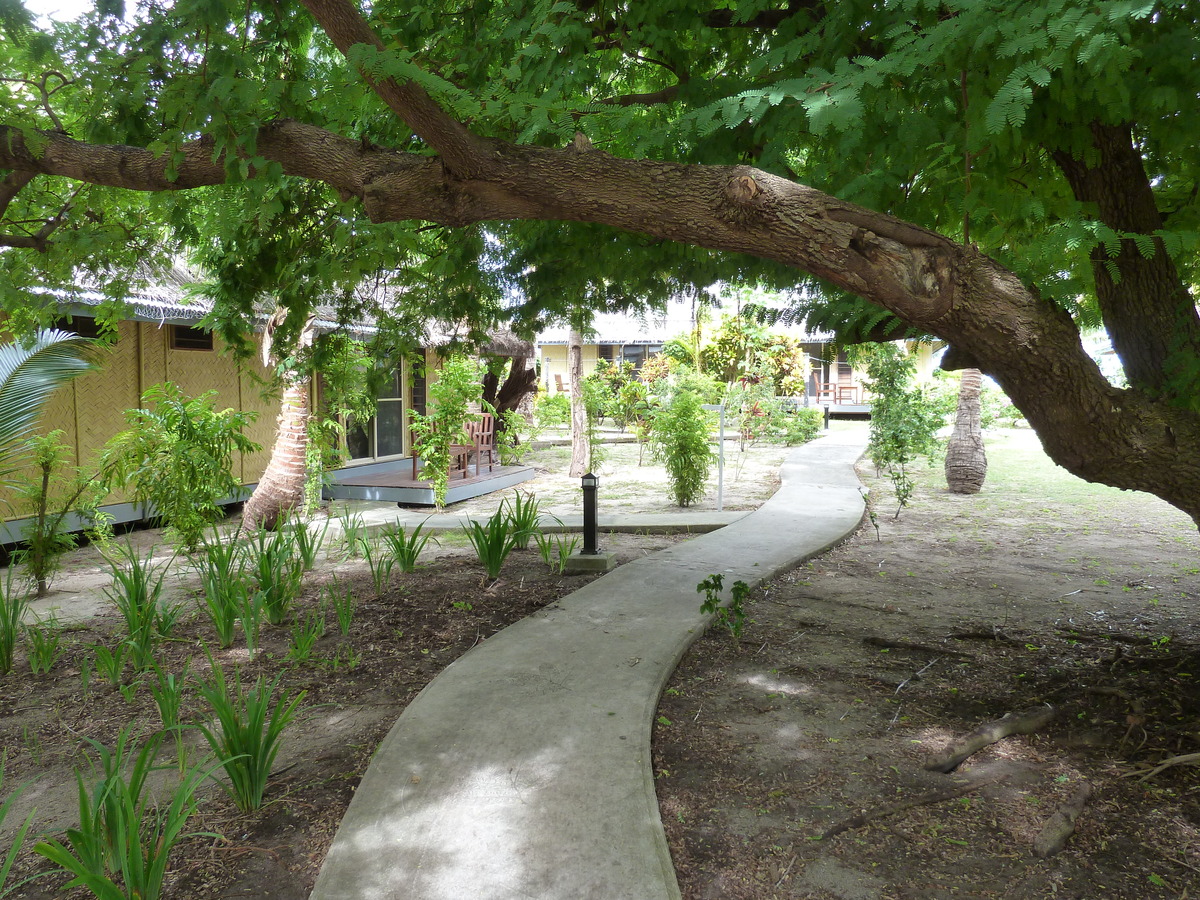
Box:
[0,533,683,899]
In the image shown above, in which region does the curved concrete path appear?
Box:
[310,429,867,900]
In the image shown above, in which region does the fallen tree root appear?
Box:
[1123,750,1200,781]
[1032,781,1092,858]
[821,771,1006,841]
[924,705,1056,773]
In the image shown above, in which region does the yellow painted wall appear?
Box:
[539,344,601,393]
[0,322,282,522]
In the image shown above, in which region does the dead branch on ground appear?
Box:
[924,705,1056,773]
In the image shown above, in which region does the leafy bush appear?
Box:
[857,344,944,517]
[500,491,541,549]
[102,383,259,550]
[652,388,713,507]
[409,355,483,508]
[533,391,570,429]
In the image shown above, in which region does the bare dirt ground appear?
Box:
[654,427,1200,900]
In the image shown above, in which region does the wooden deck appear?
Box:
[324,458,536,506]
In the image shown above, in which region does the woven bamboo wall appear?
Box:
[0,322,286,525]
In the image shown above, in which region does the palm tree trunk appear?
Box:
[242,375,311,529]
[568,328,590,477]
[944,368,987,494]
[242,311,315,530]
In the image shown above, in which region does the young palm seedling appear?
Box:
[379,520,437,573]
[500,491,541,550]
[196,662,307,812]
[34,727,217,900]
[462,508,519,580]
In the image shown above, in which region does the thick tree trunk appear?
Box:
[568,329,589,478]
[481,357,538,433]
[242,310,316,530]
[945,368,987,494]
[243,376,310,530]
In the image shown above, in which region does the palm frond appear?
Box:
[0,329,103,477]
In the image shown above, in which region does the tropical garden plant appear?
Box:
[13,430,108,597]
[102,383,260,551]
[652,387,714,507]
[196,664,307,813]
[409,354,484,508]
[34,727,216,900]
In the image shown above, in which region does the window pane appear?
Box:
[378,367,403,399]
[347,420,371,460]
[376,400,405,457]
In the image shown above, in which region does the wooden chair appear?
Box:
[467,412,496,473]
[815,382,838,403]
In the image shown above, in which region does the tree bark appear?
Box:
[481,357,539,433]
[242,311,316,530]
[242,376,310,530]
[945,368,987,494]
[2,5,1199,524]
[568,329,589,478]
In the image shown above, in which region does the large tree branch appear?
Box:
[297,0,491,178]
[1052,122,1200,396]
[1,124,1197,522]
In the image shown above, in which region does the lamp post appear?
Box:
[581,472,599,555]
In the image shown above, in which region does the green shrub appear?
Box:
[13,431,108,598]
[856,344,944,517]
[652,389,713,507]
[102,383,259,551]
[409,355,483,508]
[533,391,570,430]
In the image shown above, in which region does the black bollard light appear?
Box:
[823,403,831,430]
[581,472,599,555]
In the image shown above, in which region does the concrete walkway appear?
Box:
[309,429,867,900]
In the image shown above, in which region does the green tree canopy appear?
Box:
[0,0,1197,523]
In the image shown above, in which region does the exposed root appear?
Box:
[1032,781,1091,858]
[821,771,1007,841]
[924,705,1056,773]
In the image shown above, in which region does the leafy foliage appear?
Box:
[856,345,945,518]
[652,386,713,508]
[13,430,107,597]
[102,384,259,551]
[409,355,483,508]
